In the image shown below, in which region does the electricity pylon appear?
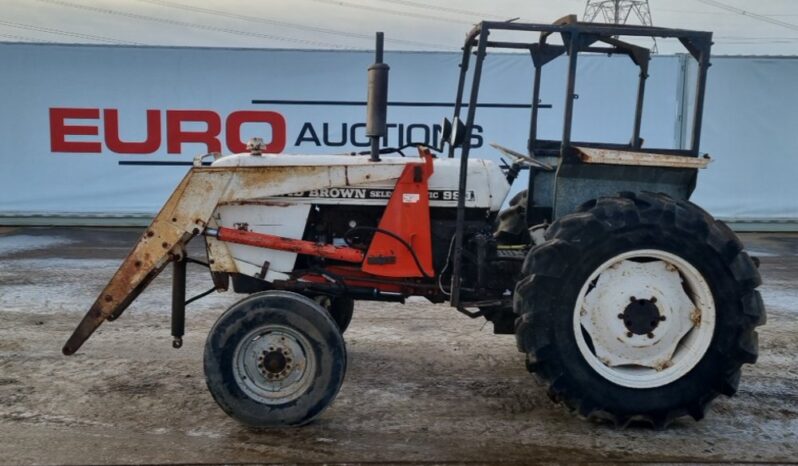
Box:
[583,0,658,53]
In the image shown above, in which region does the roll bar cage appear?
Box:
[448,15,713,307]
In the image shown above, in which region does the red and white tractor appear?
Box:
[64,16,764,428]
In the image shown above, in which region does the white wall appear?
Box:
[0,43,795,224]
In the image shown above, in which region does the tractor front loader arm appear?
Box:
[62,168,229,355]
[63,161,407,355]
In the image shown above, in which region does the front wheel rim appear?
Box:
[233,324,317,404]
[573,249,716,389]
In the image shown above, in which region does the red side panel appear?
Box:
[362,150,435,278]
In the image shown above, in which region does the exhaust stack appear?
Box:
[366,32,389,162]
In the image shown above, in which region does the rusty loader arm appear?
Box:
[63,162,407,355]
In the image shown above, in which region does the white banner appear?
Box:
[689,56,798,221]
[0,43,794,223]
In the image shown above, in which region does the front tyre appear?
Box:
[204,291,346,427]
[514,192,765,427]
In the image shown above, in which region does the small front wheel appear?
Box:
[204,291,346,427]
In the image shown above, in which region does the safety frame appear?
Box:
[447,15,713,307]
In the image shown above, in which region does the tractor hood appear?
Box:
[211,153,511,212]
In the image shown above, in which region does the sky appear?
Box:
[1,0,797,55]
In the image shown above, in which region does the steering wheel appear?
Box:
[490,143,554,171]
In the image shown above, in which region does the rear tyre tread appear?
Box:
[514,192,765,427]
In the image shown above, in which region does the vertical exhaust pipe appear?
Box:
[366,32,389,162]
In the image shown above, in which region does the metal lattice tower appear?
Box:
[583,0,658,53]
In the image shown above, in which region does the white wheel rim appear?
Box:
[233,324,317,404]
[573,249,716,389]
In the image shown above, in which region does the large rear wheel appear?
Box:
[514,192,765,427]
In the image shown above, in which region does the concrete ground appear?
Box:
[0,227,796,464]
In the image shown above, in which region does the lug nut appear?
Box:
[660,315,666,321]
[617,313,624,319]
[647,332,655,339]
[651,297,657,303]
[630,296,637,302]
[626,331,633,338]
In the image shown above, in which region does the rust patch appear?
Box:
[691,307,702,327]
[654,359,673,372]
[234,166,316,192]
[205,235,237,274]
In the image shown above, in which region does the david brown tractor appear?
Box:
[64,16,764,428]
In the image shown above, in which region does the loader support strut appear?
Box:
[171,257,186,349]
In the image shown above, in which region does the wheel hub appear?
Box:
[233,326,314,404]
[258,348,293,379]
[620,297,664,336]
[574,250,716,388]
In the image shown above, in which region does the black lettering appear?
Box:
[407,124,430,145]
[349,123,369,147]
[294,122,321,146]
[323,123,347,147]
[432,123,442,149]
[471,124,484,148]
